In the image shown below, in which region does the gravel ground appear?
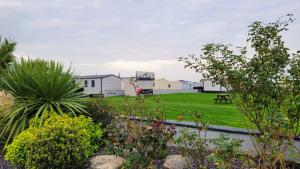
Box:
[0,155,12,169]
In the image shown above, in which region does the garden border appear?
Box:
[126,116,300,141]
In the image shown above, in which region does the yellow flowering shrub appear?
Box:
[5,114,103,169]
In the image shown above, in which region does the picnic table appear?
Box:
[214,94,232,104]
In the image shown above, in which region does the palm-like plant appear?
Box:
[0,58,86,142]
[0,37,16,70]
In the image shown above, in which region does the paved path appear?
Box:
[174,126,300,153]
[174,126,256,152]
[165,120,300,162]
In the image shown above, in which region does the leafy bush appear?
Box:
[175,128,209,169]
[5,114,103,169]
[106,96,172,168]
[174,113,252,169]
[107,117,175,168]
[175,129,255,169]
[86,99,115,127]
[208,134,248,169]
[174,112,209,169]
[0,58,86,142]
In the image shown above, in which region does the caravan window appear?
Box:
[91,80,95,87]
[212,81,216,87]
[84,80,88,87]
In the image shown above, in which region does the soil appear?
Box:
[0,155,12,169]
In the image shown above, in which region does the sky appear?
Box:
[0,0,300,81]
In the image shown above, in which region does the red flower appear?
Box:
[155,120,162,128]
[177,115,183,121]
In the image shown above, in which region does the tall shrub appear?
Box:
[5,114,103,169]
[179,14,300,168]
[0,58,86,142]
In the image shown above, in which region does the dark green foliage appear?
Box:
[0,58,86,142]
[0,131,6,153]
[86,99,115,127]
[5,114,103,169]
[0,36,15,149]
[0,37,16,70]
[107,118,175,168]
[209,134,244,168]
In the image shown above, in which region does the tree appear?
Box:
[129,77,139,96]
[0,58,86,143]
[179,14,299,168]
[0,37,16,70]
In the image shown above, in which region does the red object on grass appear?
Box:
[136,88,143,95]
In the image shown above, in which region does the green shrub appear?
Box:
[5,114,103,169]
[0,58,86,142]
[174,128,209,169]
[208,134,243,168]
[107,118,175,168]
[86,99,115,128]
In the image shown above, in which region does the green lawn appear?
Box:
[105,93,251,128]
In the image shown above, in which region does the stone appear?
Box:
[163,155,187,169]
[0,155,13,169]
[89,155,124,169]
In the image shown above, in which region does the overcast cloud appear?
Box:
[0,0,299,81]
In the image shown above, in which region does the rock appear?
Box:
[0,155,12,169]
[89,155,124,169]
[163,155,187,169]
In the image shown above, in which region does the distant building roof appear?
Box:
[179,80,190,82]
[121,77,135,80]
[75,74,120,79]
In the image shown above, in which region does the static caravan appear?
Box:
[178,80,202,90]
[153,79,201,94]
[76,74,123,97]
[202,80,227,92]
[121,77,154,96]
[153,79,180,90]
[121,71,155,96]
